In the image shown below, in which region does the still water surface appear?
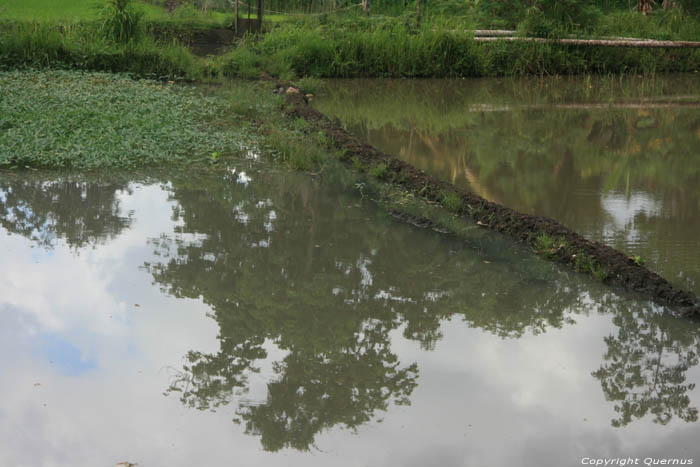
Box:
[313,75,700,295]
[1,158,700,465]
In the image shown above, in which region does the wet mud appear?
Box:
[282,88,700,318]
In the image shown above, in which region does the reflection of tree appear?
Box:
[148,170,700,449]
[150,170,430,451]
[0,177,132,248]
[593,303,700,427]
[149,170,588,451]
[238,337,418,452]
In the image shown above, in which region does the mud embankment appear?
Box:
[282,88,700,318]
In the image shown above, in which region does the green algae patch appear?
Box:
[0,70,255,169]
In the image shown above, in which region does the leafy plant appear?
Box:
[630,255,646,266]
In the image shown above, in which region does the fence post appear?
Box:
[234,0,239,35]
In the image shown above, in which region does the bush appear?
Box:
[102,0,144,43]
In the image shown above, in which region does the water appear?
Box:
[313,75,700,295]
[1,156,700,466]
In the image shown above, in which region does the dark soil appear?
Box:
[282,88,700,318]
[188,28,234,56]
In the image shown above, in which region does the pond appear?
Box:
[313,75,700,296]
[2,76,700,466]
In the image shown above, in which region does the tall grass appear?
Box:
[2,4,699,79]
[102,0,144,43]
[219,19,700,78]
[0,22,206,80]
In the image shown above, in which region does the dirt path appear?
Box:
[282,88,700,318]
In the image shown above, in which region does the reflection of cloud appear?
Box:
[0,233,128,335]
[2,176,699,466]
[601,191,662,244]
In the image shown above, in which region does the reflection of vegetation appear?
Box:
[148,169,594,450]
[0,177,132,248]
[141,169,700,450]
[315,76,700,293]
[593,304,700,427]
[4,168,699,447]
[237,339,418,452]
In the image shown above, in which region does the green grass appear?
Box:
[0,69,255,169]
[573,251,609,282]
[369,162,388,179]
[0,0,228,23]
[440,190,462,213]
[532,233,568,259]
[2,0,164,21]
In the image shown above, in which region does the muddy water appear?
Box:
[313,76,700,295]
[2,161,700,466]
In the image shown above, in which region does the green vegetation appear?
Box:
[0,70,255,169]
[216,11,700,78]
[369,162,388,179]
[574,251,609,282]
[0,0,227,23]
[0,68,334,171]
[102,0,145,43]
[3,0,700,80]
[533,233,568,259]
[0,22,207,81]
[440,190,463,213]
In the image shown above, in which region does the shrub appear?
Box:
[102,0,144,43]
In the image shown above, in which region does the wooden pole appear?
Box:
[234,0,239,35]
[473,36,700,48]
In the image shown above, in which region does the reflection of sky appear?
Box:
[601,191,663,245]
[40,334,96,376]
[0,180,699,466]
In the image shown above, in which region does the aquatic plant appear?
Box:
[0,70,250,169]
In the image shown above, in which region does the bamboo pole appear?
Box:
[472,29,516,36]
[473,36,700,48]
[466,30,688,42]
[463,101,700,112]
